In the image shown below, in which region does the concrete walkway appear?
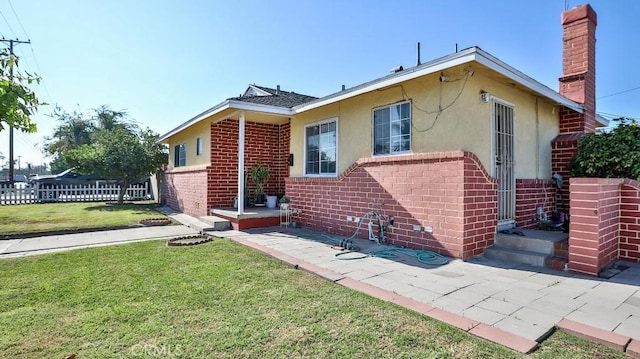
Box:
[1,208,639,355]
[0,225,198,258]
[202,225,640,355]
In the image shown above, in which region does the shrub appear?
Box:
[570,118,640,180]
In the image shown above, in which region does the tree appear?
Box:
[44,106,129,172]
[570,118,640,180]
[0,49,44,133]
[65,125,168,204]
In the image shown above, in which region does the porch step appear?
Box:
[484,246,550,267]
[198,216,231,231]
[494,230,568,255]
[484,229,569,269]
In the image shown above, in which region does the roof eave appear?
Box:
[292,48,479,113]
[228,100,295,116]
[158,100,294,143]
[472,49,584,113]
[596,114,610,127]
[158,101,231,142]
[292,47,584,115]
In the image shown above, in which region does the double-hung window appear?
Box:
[305,118,337,176]
[174,143,186,167]
[373,101,411,155]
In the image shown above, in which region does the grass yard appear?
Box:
[0,202,166,236]
[0,239,625,358]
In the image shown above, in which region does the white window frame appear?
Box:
[303,117,338,177]
[196,137,203,156]
[174,143,186,167]
[372,100,412,156]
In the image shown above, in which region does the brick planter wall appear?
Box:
[164,165,209,217]
[515,179,556,229]
[569,178,622,276]
[620,179,640,263]
[285,151,497,259]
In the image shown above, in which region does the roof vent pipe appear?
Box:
[341,84,346,91]
[276,85,280,94]
[416,42,421,66]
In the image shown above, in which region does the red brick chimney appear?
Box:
[551,4,597,214]
[558,4,597,133]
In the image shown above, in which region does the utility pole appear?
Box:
[1,38,31,183]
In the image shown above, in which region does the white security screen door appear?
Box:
[493,100,515,230]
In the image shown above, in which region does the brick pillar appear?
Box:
[569,178,622,276]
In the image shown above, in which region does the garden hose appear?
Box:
[322,211,449,266]
[334,245,448,266]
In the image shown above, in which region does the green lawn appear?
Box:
[0,202,166,236]
[0,239,625,358]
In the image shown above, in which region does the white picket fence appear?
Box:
[0,182,150,205]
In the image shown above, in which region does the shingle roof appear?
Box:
[228,85,318,108]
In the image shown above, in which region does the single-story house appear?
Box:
[160,4,608,261]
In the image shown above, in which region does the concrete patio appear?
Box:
[204,226,640,355]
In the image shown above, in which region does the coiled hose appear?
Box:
[322,212,449,266]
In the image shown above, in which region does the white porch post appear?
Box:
[237,112,246,215]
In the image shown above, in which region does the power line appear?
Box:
[4,1,35,74]
[7,0,29,39]
[597,111,638,121]
[28,46,53,104]
[16,129,38,148]
[597,85,640,100]
[0,9,17,39]
[14,45,33,72]
[3,1,53,107]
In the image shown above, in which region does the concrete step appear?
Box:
[484,246,550,267]
[495,229,568,255]
[158,212,215,232]
[199,216,231,231]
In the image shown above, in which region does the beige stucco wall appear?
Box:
[290,64,558,180]
[165,119,211,169]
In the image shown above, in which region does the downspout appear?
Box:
[238,112,245,215]
[535,97,539,179]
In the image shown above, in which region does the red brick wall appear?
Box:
[558,107,591,134]
[551,132,584,214]
[463,154,499,258]
[164,165,209,217]
[165,119,290,216]
[515,179,556,229]
[207,119,290,209]
[285,151,497,259]
[569,178,622,276]
[620,179,640,263]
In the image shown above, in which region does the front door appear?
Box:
[493,100,515,231]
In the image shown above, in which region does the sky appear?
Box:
[0,0,638,170]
